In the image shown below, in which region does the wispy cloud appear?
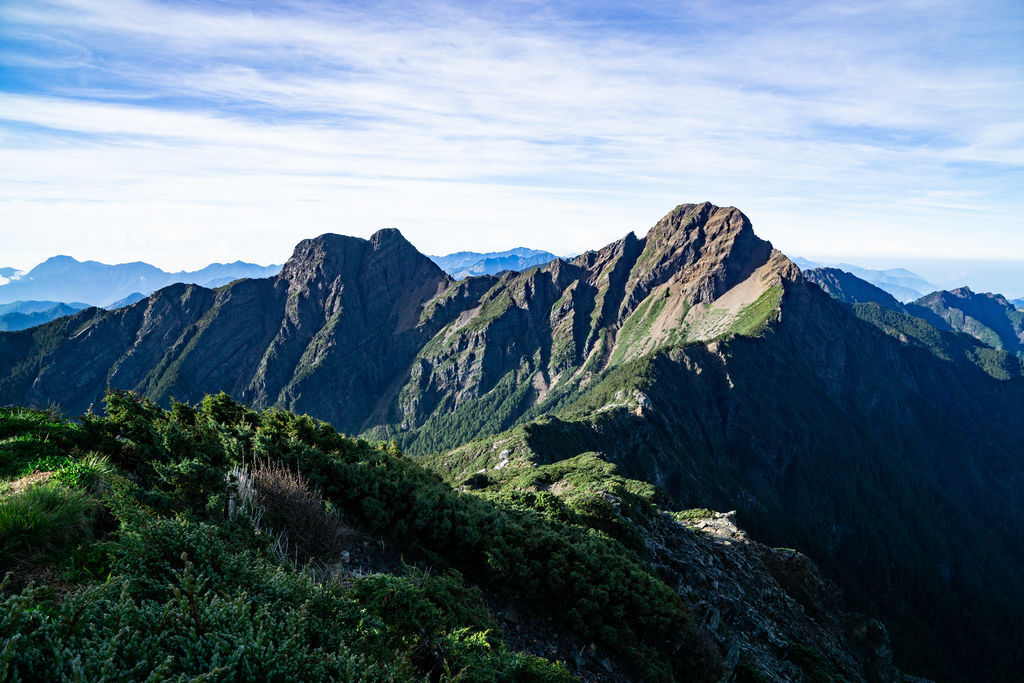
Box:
[1,0,1022,269]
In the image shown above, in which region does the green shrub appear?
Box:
[0,567,390,682]
[0,392,724,681]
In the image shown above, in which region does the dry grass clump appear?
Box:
[229,459,349,563]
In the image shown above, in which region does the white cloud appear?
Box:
[0,0,1022,270]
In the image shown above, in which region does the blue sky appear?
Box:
[1,0,1022,274]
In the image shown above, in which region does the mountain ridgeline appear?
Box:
[794,259,936,302]
[2,202,1023,680]
[0,300,90,332]
[0,256,281,308]
[806,267,1024,359]
[0,204,791,442]
[429,247,559,280]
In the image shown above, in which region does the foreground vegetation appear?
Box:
[0,392,720,681]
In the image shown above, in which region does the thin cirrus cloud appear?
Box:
[0,0,1022,271]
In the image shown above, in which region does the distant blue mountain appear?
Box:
[106,292,148,309]
[793,258,936,302]
[0,300,90,331]
[430,248,558,279]
[0,257,281,307]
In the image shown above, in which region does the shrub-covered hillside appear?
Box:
[0,392,725,682]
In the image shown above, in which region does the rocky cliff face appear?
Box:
[379,202,798,450]
[248,229,452,430]
[647,511,902,682]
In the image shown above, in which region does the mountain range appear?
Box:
[429,247,560,280]
[0,257,282,308]
[0,300,90,332]
[1,202,1023,680]
[0,248,559,331]
[793,257,936,302]
[805,267,1024,356]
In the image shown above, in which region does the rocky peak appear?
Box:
[621,202,776,313]
[949,286,975,299]
[571,231,640,274]
[368,227,448,282]
[369,227,421,259]
[369,226,403,242]
[278,233,364,284]
[277,230,447,306]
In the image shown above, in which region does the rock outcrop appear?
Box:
[650,510,902,682]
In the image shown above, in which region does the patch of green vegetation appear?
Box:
[143,290,222,401]
[563,354,656,418]
[549,319,578,372]
[671,508,715,525]
[402,367,537,454]
[279,311,341,395]
[550,281,577,316]
[609,289,670,366]
[0,393,722,682]
[0,315,85,401]
[465,453,670,553]
[633,241,661,269]
[961,319,1002,351]
[418,281,462,325]
[0,407,84,479]
[467,291,513,332]
[855,303,953,360]
[20,452,115,489]
[0,482,96,561]
[728,285,782,337]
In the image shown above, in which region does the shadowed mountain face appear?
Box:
[0,230,454,434]
[807,265,1024,359]
[2,202,1024,679]
[908,287,1024,355]
[803,267,904,311]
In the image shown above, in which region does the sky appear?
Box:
[1,0,1023,278]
